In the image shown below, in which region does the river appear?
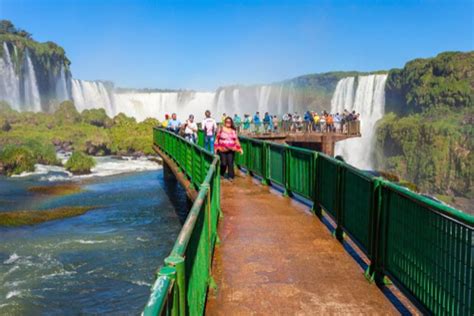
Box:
[0,157,187,315]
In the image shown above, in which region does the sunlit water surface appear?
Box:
[0,162,187,315]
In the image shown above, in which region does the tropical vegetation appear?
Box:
[376,51,473,200]
[0,100,160,176]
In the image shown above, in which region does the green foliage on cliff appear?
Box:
[385,51,473,114]
[0,20,70,75]
[0,101,159,175]
[377,51,473,200]
[65,152,96,175]
[376,108,473,198]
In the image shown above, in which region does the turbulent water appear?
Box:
[0,160,188,314]
[331,74,388,169]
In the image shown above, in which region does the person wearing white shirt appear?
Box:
[184,114,198,143]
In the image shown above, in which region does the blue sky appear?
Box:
[1,0,472,90]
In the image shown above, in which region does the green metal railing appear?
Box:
[235,136,473,316]
[144,128,220,316]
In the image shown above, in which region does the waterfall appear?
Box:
[113,91,215,122]
[232,88,241,115]
[330,77,355,111]
[215,90,226,116]
[288,83,295,114]
[277,85,284,115]
[55,65,69,102]
[331,74,388,169]
[71,79,114,115]
[258,86,272,114]
[23,50,42,112]
[0,42,21,110]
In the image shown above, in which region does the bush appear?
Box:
[65,152,96,175]
[26,140,61,165]
[54,100,81,124]
[81,108,112,127]
[0,145,35,175]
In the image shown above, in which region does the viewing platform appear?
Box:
[241,121,361,156]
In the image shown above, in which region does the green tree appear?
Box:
[65,152,96,175]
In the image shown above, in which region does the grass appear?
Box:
[0,206,97,227]
[28,183,82,195]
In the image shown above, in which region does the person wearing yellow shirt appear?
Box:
[313,113,320,132]
[162,114,170,128]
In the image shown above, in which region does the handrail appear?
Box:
[144,128,220,316]
[234,134,473,315]
[152,128,473,315]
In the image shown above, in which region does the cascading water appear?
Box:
[71,79,114,115]
[55,65,69,102]
[23,50,42,112]
[114,91,215,122]
[331,74,388,170]
[331,77,355,110]
[0,42,21,110]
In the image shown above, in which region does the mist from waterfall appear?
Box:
[331,74,388,170]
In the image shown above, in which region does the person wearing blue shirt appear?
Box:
[253,112,261,132]
[263,112,271,131]
[167,113,181,134]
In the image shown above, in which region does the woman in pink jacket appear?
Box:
[215,116,243,180]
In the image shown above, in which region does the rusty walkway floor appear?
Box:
[205,172,397,315]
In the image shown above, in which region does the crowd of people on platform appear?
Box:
[160,109,360,180]
[215,110,360,133]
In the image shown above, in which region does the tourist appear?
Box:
[272,115,279,132]
[221,113,227,124]
[282,113,290,132]
[263,112,271,131]
[215,117,243,180]
[334,113,341,133]
[313,112,320,132]
[202,110,217,152]
[320,113,326,133]
[168,113,181,134]
[253,112,261,133]
[242,114,251,132]
[184,114,198,143]
[234,114,242,132]
[162,114,170,128]
[327,114,334,132]
[304,111,312,132]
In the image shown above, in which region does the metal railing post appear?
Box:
[164,255,186,316]
[334,161,344,242]
[311,153,322,219]
[261,142,269,185]
[365,178,382,282]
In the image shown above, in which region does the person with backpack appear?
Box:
[202,110,217,152]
